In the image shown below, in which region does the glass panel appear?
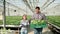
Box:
[0,0,3,25]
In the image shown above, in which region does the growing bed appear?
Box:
[0,16,60,27]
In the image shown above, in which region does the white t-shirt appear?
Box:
[20,20,29,30]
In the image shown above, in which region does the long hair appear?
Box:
[22,14,27,20]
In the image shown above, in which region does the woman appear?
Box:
[20,14,29,34]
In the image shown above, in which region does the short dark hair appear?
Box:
[35,6,40,10]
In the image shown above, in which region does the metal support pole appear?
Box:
[24,2,27,14]
[8,3,10,16]
[3,0,6,28]
[18,27,20,34]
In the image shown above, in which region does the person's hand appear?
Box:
[19,25,22,27]
[21,24,24,26]
[19,24,25,27]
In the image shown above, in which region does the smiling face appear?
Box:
[35,8,40,14]
[22,14,27,20]
[35,7,40,14]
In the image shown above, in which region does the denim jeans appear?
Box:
[21,29,28,34]
[34,28,43,34]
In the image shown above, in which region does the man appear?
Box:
[31,7,46,34]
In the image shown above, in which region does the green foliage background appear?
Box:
[0,16,60,27]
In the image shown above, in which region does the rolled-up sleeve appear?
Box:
[43,14,46,20]
[31,14,35,20]
[42,14,48,23]
[29,14,35,23]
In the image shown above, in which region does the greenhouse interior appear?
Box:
[0,0,60,34]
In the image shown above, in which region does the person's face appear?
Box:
[23,16,27,20]
[35,9,40,14]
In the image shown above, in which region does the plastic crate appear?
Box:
[30,20,47,28]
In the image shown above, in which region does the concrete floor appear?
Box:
[28,27,53,34]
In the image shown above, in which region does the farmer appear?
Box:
[31,6,46,34]
[20,14,29,34]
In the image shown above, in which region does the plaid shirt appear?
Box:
[31,13,46,20]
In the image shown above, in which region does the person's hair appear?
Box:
[35,6,40,10]
[22,14,27,20]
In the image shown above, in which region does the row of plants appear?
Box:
[0,20,3,25]
[0,16,31,25]
[0,16,60,27]
[0,28,12,34]
[47,16,60,27]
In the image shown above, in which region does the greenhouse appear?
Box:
[0,0,60,34]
